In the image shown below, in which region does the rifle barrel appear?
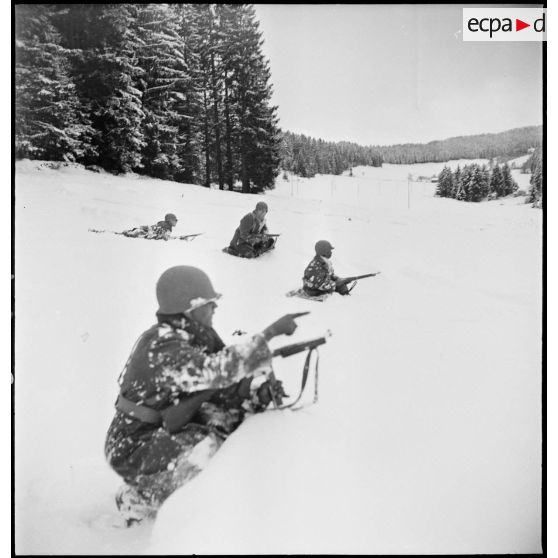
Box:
[272,336,327,358]
[345,272,377,282]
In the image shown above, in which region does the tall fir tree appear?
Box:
[55,4,145,173]
[16,4,284,188]
[230,5,281,192]
[171,4,205,185]
[500,162,518,196]
[435,166,453,197]
[489,165,504,196]
[135,4,183,179]
[528,156,543,208]
[15,5,96,162]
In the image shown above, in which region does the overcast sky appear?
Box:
[254,4,543,146]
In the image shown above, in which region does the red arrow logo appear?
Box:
[516,19,530,31]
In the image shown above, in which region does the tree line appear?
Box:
[279,131,383,178]
[278,126,542,177]
[376,126,542,165]
[15,4,280,193]
[435,162,518,202]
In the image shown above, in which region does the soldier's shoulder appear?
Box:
[307,255,323,266]
[149,323,192,349]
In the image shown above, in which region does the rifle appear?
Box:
[170,233,204,241]
[137,331,332,432]
[156,333,331,431]
[339,272,380,285]
[268,332,331,410]
[272,333,330,358]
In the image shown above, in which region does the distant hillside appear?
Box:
[279,126,542,177]
[377,126,543,165]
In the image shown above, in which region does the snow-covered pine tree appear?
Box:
[228,4,281,193]
[56,4,145,173]
[134,4,183,180]
[480,164,491,198]
[435,166,453,197]
[208,5,227,190]
[528,155,543,208]
[171,4,205,185]
[190,4,216,188]
[456,164,472,201]
[15,5,97,163]
[469,164,489,202]
[500,162,518,196]
[489,164,504,197]
[217,4,246,190]
[452,165,462,199]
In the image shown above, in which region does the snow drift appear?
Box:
[14,159,541,554]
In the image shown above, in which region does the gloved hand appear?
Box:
[336,281,350,295]
[263,312,310,340]
[257,378,289,408]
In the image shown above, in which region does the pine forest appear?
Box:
[15,4,281,193]
[15,4,542,201]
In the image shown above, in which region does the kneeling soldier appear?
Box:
[302,240,351,296]
[105,265,299,525]
[228,201,276,258]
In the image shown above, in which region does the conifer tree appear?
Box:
[528,156,543,208]
[489,165,504,197]
[56,4,145,173]
[171,4,205,185]
[455,165,471,201]
[452,165,462,199]
[435,166,453,197]
[135,4,183,179]
[230,5,281,192]
[500,162,518,196]
[480,164,491,198]
[469,164,487,201]
[15,4,96,162]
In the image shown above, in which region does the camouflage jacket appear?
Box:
[230,211,268,248]
[303,255,338,293]
[105,317,273,471]
[122,221,172,241]
[147,221,173,240]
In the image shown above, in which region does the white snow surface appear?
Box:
[15,159,541,554]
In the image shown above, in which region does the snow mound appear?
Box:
[15,159,541,554]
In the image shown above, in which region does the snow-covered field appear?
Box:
[14,158,541,554]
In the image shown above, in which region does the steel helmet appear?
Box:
[156,266,221,314]
[165,213,178,223]
[315,240,334,256]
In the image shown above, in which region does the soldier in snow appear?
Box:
[122,213,178,241]
[105,265,300,525]
[227,201,276,258]
[302,240,351,296]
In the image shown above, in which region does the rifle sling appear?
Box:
[272,347,319,410]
